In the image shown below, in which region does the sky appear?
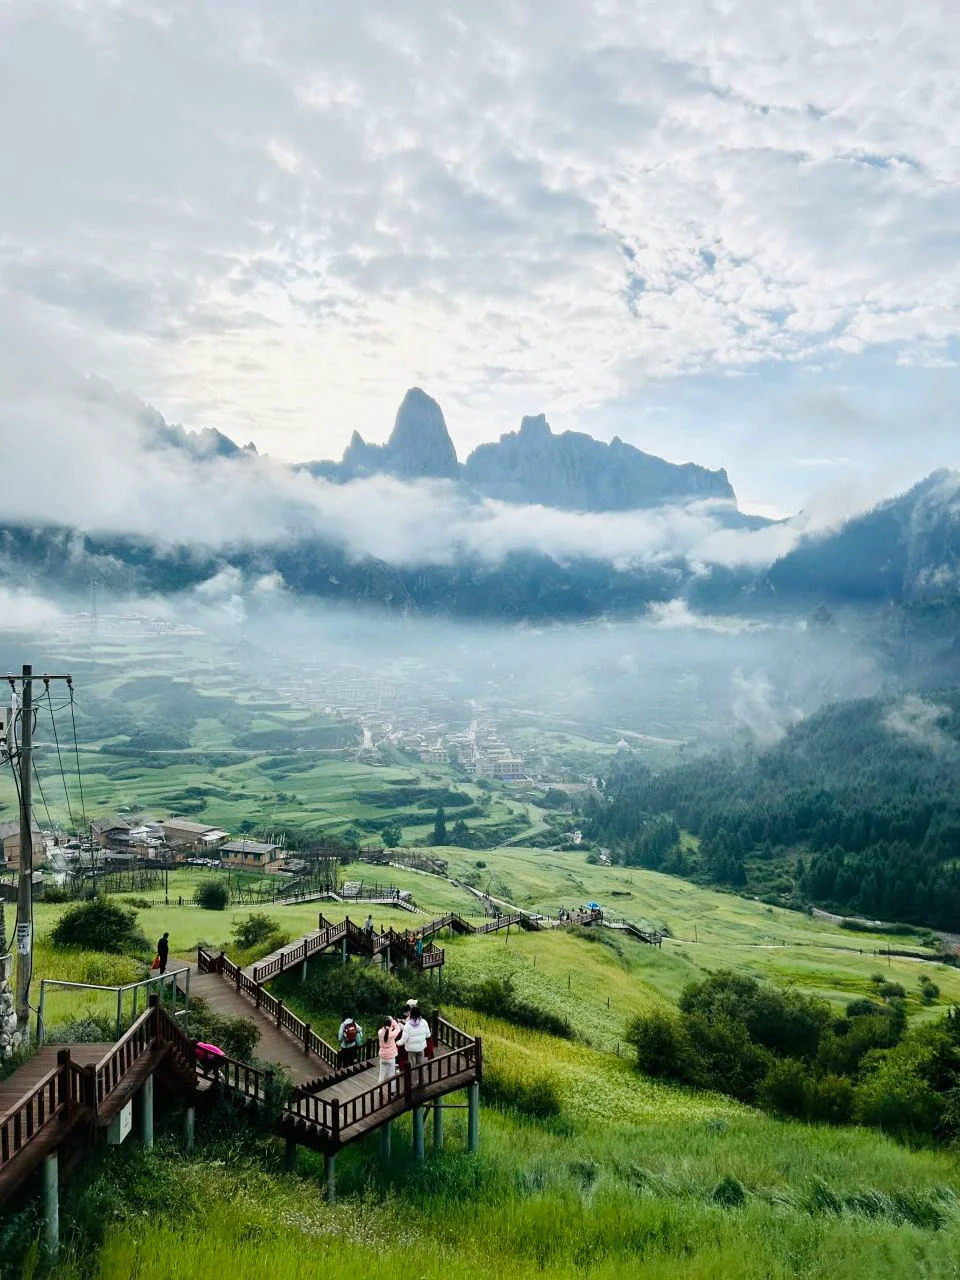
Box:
[2,1,960,517]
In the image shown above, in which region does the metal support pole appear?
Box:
[115,987,123,1040]
[301,958,308,983]
[433,1099,444,1151]
[341,937,347,965]
[42,1150,59,1260]
[324,1153,336,1203]
[284,1136,297,1172]
[139,1073,154,1150]
[132,985,139,1022]
[412,1106,425,1161]
[380,1120,392,1160]
[15,664,33,1042]
[185,965,191,1012]
[37,980,46,1046]
[467,1083,479,1152]
[184,1106,195,1154]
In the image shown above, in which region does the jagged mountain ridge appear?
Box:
[301,388,737,512]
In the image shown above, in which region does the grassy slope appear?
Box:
[19,851,960,1278]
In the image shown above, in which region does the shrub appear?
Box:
[878,982,906,999]
[41,884,73,903]
[183,998,260,1061]
[194,881,230,911]
[759,1058,812,1117]
[625,1009,699,1084]
[807,1074,856,1125]
[50,898,149,956]
[712,1174,747,1208]
[231,913,282,950]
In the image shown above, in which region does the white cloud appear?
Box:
[1,0,960,497]
[884,695,955,753]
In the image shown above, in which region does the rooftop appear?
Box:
[221,839,282,856]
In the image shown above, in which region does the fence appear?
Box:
[36,966,190,1044]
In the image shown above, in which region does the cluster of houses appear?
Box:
[0,815,290,875]
[89,818,288,872]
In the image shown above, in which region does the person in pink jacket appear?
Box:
[378,1016,401,1085]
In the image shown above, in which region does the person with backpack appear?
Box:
[377,1015,401,1087]
[398,1003,430,1067]
[337,1013,363,1066]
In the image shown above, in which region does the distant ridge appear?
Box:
[303,388,737,513]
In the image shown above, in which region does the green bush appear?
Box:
[183,999,260,1061]
[625,1009,699,1084]
[759,1058,812,1117]
[807,1074,856,1125]
[50,898,149,956]
[194,881,230,911]
[231,913,282,950]
[878,981,906,999]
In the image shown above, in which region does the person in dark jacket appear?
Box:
[157,932,170,975]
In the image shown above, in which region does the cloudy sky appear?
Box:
[2,0,960,516]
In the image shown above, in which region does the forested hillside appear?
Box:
[584,693,960,930]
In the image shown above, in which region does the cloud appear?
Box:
[0,351,832,572]
[884,695,955,753]
[730,669,802,744]
[0,587,67,631]
[1,0,960,500]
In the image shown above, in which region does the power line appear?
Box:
[68,683,88,838]
[43,681,76,834]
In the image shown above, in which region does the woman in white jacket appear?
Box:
[398,1004,430,1067]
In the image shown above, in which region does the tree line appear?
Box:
[582,692,960,929]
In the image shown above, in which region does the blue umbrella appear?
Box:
[587,901,601,910]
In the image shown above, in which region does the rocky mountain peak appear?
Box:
[385,388,460,480]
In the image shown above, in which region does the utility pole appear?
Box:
[5,667,76,1045]
[15,665,33,1041]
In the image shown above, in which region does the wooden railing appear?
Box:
[199,946,375,1070]
[250,917,348,983]
[91,1005,162,1111]
[287,1039,481,1140]
[0,1050,84,1176]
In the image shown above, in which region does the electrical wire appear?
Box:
[68,683,88,838]
[44,683,76,834]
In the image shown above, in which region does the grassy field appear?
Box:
[11,850,960,1279]
[43,1007,960,1280]
[27,846,960,1038]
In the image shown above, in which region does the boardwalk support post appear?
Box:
[139,1073,154,1150]
[42,1151,59,1260]
[412,1106,425,1161]
[341,937,347,965]
[301,958,308,983]
[184,1105,195,1154]
[285,1135,297,1172]
[380,1120,392,1160]
[433,1100,444,1151]
[467,1083,479,1152]
[324,1153,336,1203]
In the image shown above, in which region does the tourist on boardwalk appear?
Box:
[337,1013,363,1066]
[415,935,424,961]
[398,1003,430,1067]
[364,913,375,940]
[157,931,169,975]
[377,1015,401,1086]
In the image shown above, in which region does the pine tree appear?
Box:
[432,806,448,846]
